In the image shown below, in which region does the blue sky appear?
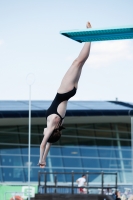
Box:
[0,0,133,102]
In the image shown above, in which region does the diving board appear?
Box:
[60,25,133,43]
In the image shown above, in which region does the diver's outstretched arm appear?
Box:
[38,127,53,168]
[42,142,51,166]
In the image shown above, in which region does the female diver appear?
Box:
[38,22,91,168]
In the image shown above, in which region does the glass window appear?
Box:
[117,160,124,169]
[31,125,39,133]
[120,140,131,149]
[21,146,39,155]
[125,170,132,182]
[113,123,130,140]
[116,123,128,132]
[78,137,96,146]
[127,124,131,132]
[30,146,40,155]
[119,133,131,140]
[0,133,19,143]
[21,147,28,155]
[19,133,28,144]
[101,170,117,184]
[77,124,95,137]
[115,150,131,159]
[18,126,28,134]
[22,155,40,167]
[63,158,82,168]
[113,140,119,147]
[0,169,2,182]
[116,170,124,183]
[21,145,40,156]
[39,125,46,134]
[31,168,42,182]
[1,167,24,182]
[50,146,62,156]
[2,167,14,181]
[1,155,23,166]
[0,126,18,133]
[88,170,102,183]
[0,126,19,133]
[98,148,116,158]
[62,125,77,136]
[50,157,63,167]
[121,150,131,159]
[60,136,78,146]
[80,147,98,157]
[96,139,113,147]
[23,167,49,182]
[61,147,80,157]
[100,159,119,169]
[19,126,41,145]
[0,122,132,184]
[123,160,131,169]
[82,158,100,168]
[94,123,112,138]
[13,167,24,181]
[52,139,60,146]
[31,134,41,145]
[0,145,21,154]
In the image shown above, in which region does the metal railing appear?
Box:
[38,171,117,195]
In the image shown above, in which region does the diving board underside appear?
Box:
[60,26,133,42]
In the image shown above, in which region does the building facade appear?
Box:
[0,100,133,186]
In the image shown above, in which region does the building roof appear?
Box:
[0,100,133,118]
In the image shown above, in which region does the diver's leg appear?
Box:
[58,22,91,93]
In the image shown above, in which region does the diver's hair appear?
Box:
[47,126,65,143]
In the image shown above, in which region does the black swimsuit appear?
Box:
[46,87,77,121]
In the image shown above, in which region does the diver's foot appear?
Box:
[86,22,91,28]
